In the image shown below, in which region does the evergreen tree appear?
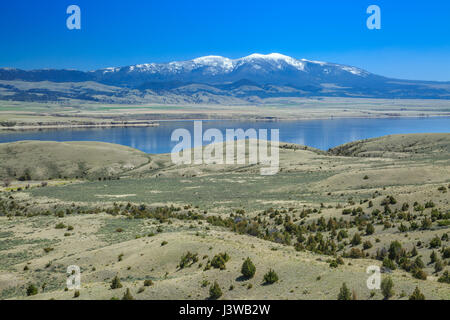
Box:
[263,269,279,284]
[409,286,425,300]
[209,281,222,300]
[381,277,394,299]
[122,288,134,300]
[110,275,123,289]
[337,283,352,300]
[241,257,256,279]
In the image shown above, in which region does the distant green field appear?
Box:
[29,171,337,210]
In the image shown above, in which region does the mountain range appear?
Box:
[1,53,450,104]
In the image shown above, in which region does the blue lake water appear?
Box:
[0,117,449,153]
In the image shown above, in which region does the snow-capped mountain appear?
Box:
[91,53,374,87]
[1,53,450,103]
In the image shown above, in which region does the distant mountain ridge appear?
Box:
[1,53,450,104]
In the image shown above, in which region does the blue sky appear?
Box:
[0,0,449,81]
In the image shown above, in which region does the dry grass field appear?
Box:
[0,133,449,300]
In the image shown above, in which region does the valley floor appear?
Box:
[1,97,450,130]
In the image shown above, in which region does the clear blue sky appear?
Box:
[0,0,449,81]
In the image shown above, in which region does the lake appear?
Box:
[0,117,449,153]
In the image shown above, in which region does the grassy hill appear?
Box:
[0,141,150,181]
[0,134,449,300]
[329,133,450,159]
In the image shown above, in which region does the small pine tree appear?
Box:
[110,275,123,289]
[414,256,424,269]
[382,257,397,270]
[209,281,222,300]
[263,269,279,284]
[434,259,443,273]
[381,277,394,299]
[409,286,425,300]
[122,288,134,300]
[351,233,362,246]
[337,283,352,300]
[366,224,375,235]
[26,284,38,296]
[241,257,256,279]
[430,250,437,263]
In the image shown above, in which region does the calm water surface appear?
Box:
[0,117,449,153]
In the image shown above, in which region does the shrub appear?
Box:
[363,241,373,250]
[211,252,230,270]
[421,217,432,229]
[414,257,424,269]
[178,251,199,269]
[412,268,427,280]
[348,248,364,259]
[73,290,80,298]
[382,257,397,270]
[263,269,279,284]
[209,281,222,300]
[351,233,361,246]
[55,222,66,229]
[337,282,352,300]
[365,223,375,235]
[443,247,450,259]
[143,279,153,287]
[434,259,443,273]
[429,236,441,248]
[388,241,403,262]
[431,252,439,265]
[110,275,123,289]
[241,257,256,279]
[424,201,435,208]
[26,284,38,296]
[410,246,418,257]
[401,203,409,211]
[122,288,134,300]
[381,277,394,299]
[409,286,425,300]
[201,280,209,287]
[438,270,450,284]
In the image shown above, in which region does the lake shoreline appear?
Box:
[0,122,159,131]
[2,113,450,132]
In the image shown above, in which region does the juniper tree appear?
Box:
[241,257,256,279]
[337,283,351,300]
